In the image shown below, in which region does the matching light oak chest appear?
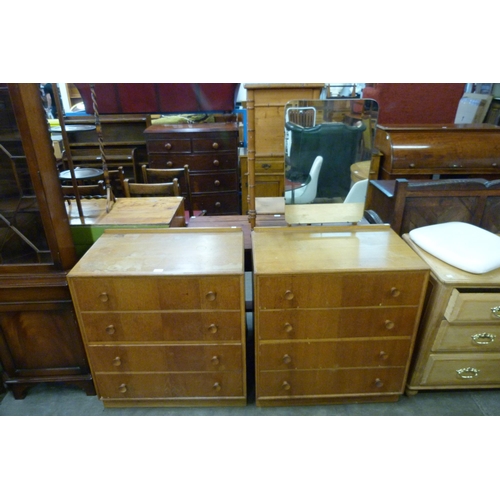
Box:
[251,226,429,406]
[404,235,500,394]
[67,228,246,407]
[144,123,240,215]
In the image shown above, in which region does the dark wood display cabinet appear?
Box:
[0,84,95,399]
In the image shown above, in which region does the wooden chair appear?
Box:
[106,166,125,196]
[61,180,108,205]
[123,178,180,198]
[141,164,194,217]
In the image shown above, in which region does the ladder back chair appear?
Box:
[123,178,180,198]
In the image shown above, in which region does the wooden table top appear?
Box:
[284,202,365,225]
[66,197,185,227]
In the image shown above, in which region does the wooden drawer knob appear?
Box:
[390,287,401,298]
[374,378,384,388]
[214,179,220,186]
[213,382,221,392]
[164,143,172,150]
[166,161,173,167]
[282,381,291,391]
[205,291,217,301]
[379,351,389,361]
[105,325,115,335]
[211,355,220,365]
[118,384,127,393]
[213,159,220,167]
[212,142,219,150]
[284,322,293,333]
[99,292,109,303]
[282,354,292,364]
[284,290,294,301]
[385,320,395,330]
[112,356,122,367]
[208,323,218,334]
[215,202,221,208]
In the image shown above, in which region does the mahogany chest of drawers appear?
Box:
[251,226,429,406]
[67,228,246,407]
[144,122,240,215]
[404,235,500,394]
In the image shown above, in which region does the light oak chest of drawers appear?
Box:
[404,235,500,394]
[251,226,429,407]
[67,228,246,407]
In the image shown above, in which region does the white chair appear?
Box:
[344,178,369,203]
[285,156,323,204]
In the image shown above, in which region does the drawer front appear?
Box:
[433,320,500,352]
[190,171,238,193]
[70,276,242,311]
[255,158,284,174]
[422,353,500,386]
[96,372,244,399]
[192,135,238,153]
[257,367,406,398]
[80,311,243,343]
[146,139,191,154]
[88,344,243,372]
[258,306,420,340]
[445,290,500,322]
[258,338,412,370]
[257,272,426,309]
[149,153,237,172]
[191,192,240,215]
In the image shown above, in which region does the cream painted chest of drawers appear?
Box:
[404,235,500,394]
[251,226,429,407]
[67,228,246,407]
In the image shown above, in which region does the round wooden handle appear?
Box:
[211,355,220,365]
[284,290,294,301]
[379,351,389,361]
[374,378,384,388]
[105,325,115,335]
[166,161,173,167]
[390,287,401,298]
[215,202,221,208]
[99,292,109,303]
[118,384,127,393]
[213,382,221,392]
[112,357,122,367]
[208,323,218,334]
[213,159,220,167]
[206,291,217,301]
[284,322,293,333]
[212,142,219,149]
[283,354,292,364]
[214,179,220,186]
[385,320,395,330]
[282,381,291,391]
[164,143,172,150]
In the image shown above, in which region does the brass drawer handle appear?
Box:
[213,382,221,392]
[282,381,291,391]
[105,325,115,335]
[205,291,217,301]
[284,290,294,301]
[164,143,172,150]
[284,322,293,333]
[385,320,395,330]
[112,356,122,367]
[390,287,401,298]
[208,323,218,334]
[491,306,500,319]
[262,163,272,169]
[99,292,109,303]
[282,354,292,364]
[456,367,480,379]
[211,355,220,366]
[471,332,496,345]
[212,142,219,150]
[118,383,127,393]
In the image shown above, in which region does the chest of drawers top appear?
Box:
[252,226,429,275]
[67,228,244,278]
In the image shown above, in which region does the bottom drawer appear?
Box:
[421,353,500,386]
[257,367,406,398]
[192,192,240,215]
[96,372,244,399]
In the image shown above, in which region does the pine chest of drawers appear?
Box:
[144,122,240,215]
[404,235,500,394]
[67,228,246,407]
[251,226,429,407]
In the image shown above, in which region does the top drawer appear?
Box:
[147,139,191,154]
[193,136,238,153]
[70,276,242,312]
[257,271,426,310]
[445,290,500,322]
